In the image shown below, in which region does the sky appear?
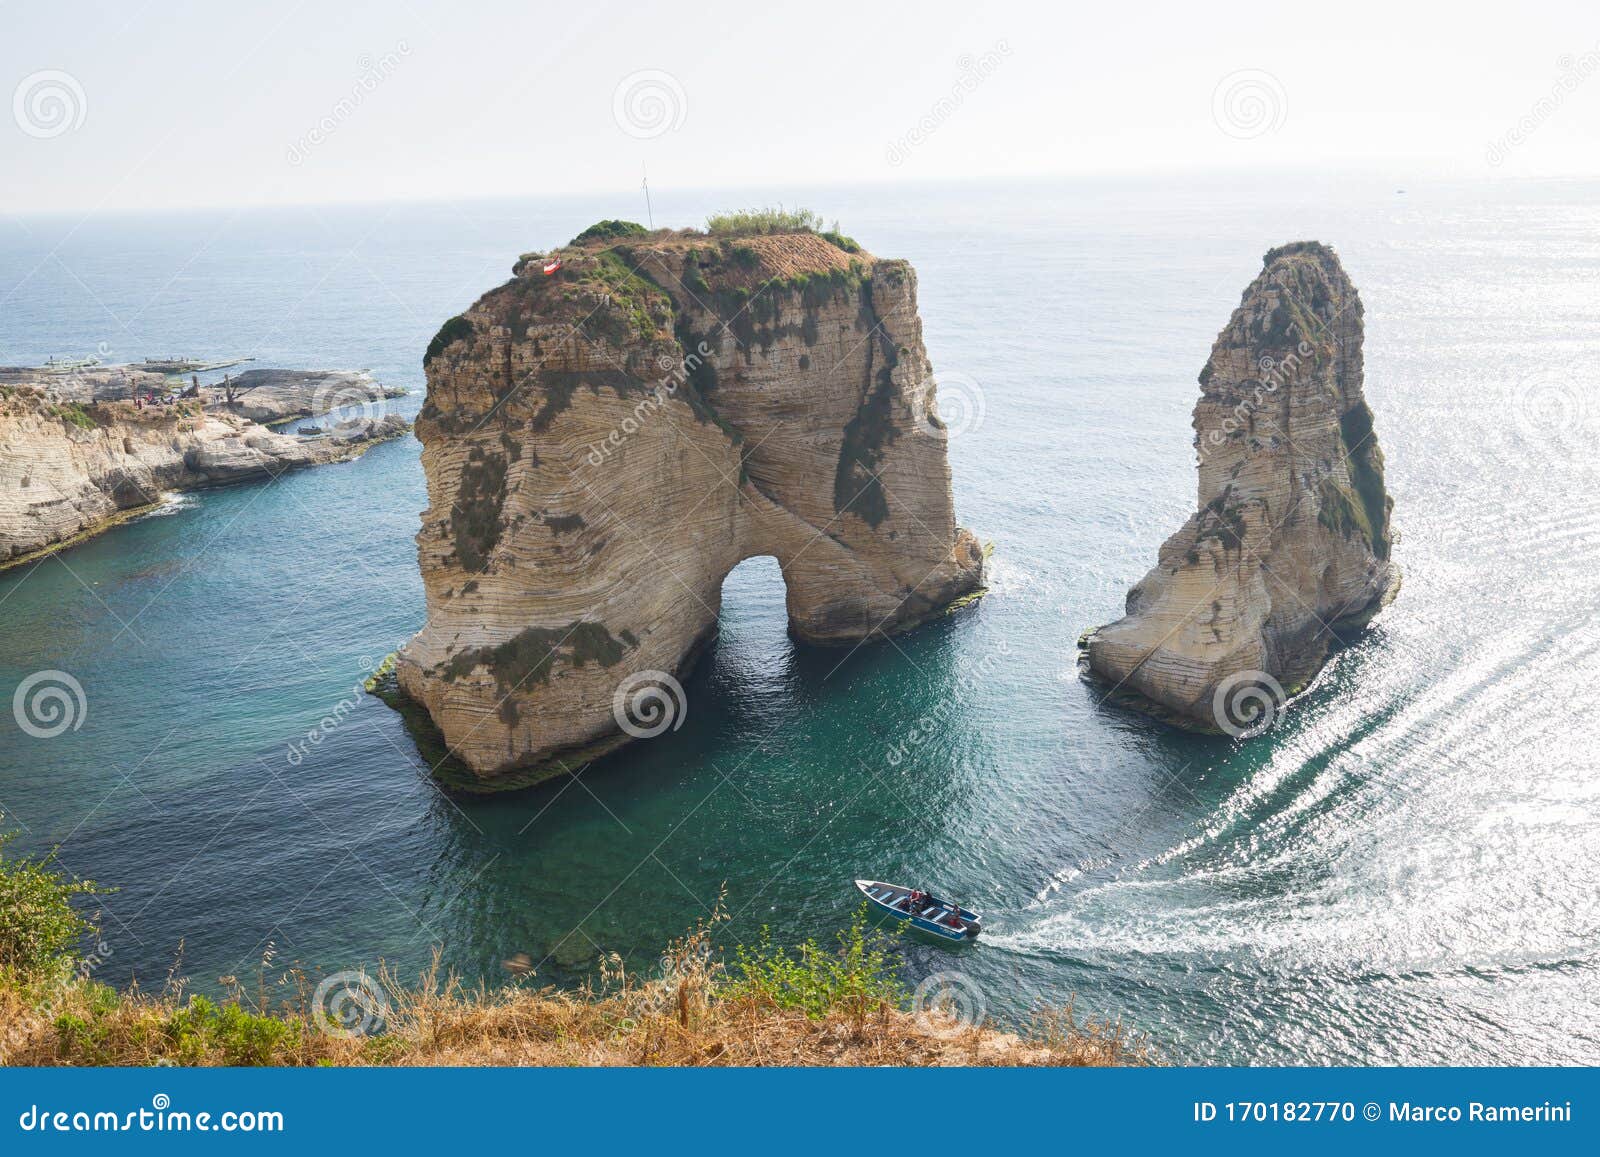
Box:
[2,0,1598,215]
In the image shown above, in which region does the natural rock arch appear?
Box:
[396,227,985,787]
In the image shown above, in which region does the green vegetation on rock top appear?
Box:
[705,206,825,236]
[570,219,649,246]
[424,315,474,366]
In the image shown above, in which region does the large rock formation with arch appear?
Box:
[395,224,985,786]
[1081,242,1397,734]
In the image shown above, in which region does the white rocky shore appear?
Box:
[196,368,408,426]
[0,369,409,570]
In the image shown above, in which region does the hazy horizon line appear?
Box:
[6,163,1598,223]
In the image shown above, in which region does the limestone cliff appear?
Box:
[1082,242,1396,734]
[0,388,407,569]
[396,224,985,784]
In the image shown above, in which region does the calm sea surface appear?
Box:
[2,175,1597,1064]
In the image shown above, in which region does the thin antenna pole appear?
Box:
[642,164,654,229]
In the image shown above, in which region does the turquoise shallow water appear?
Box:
[2,176,1598,1064]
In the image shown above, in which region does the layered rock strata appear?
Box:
[0,388,407,568]
[396,225,985,784]
[1082,241,1397,733]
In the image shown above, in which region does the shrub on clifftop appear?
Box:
[570,219,649,246]
[0,832,100,977]
[705,206,825,236]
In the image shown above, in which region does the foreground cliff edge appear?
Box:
[0,847,1143,1066]
[395,219,985,786]
[1082,242,1397,734]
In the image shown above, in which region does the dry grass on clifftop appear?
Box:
[1,844,1150,1068]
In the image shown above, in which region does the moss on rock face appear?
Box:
[1317,475,1372,546]
[451,445,508,572]
[1338,401,1391,560]
[425,315,474,366]
[833,285,900,528]
[441,621,628,714]
[544,513,586,534]
[529,369,640,432]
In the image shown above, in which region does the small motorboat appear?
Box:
[543,257,563,276]
[855,879,981,941]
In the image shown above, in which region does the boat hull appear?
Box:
[854,879,981,941]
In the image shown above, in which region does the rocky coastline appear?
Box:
[0,368,409,572]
